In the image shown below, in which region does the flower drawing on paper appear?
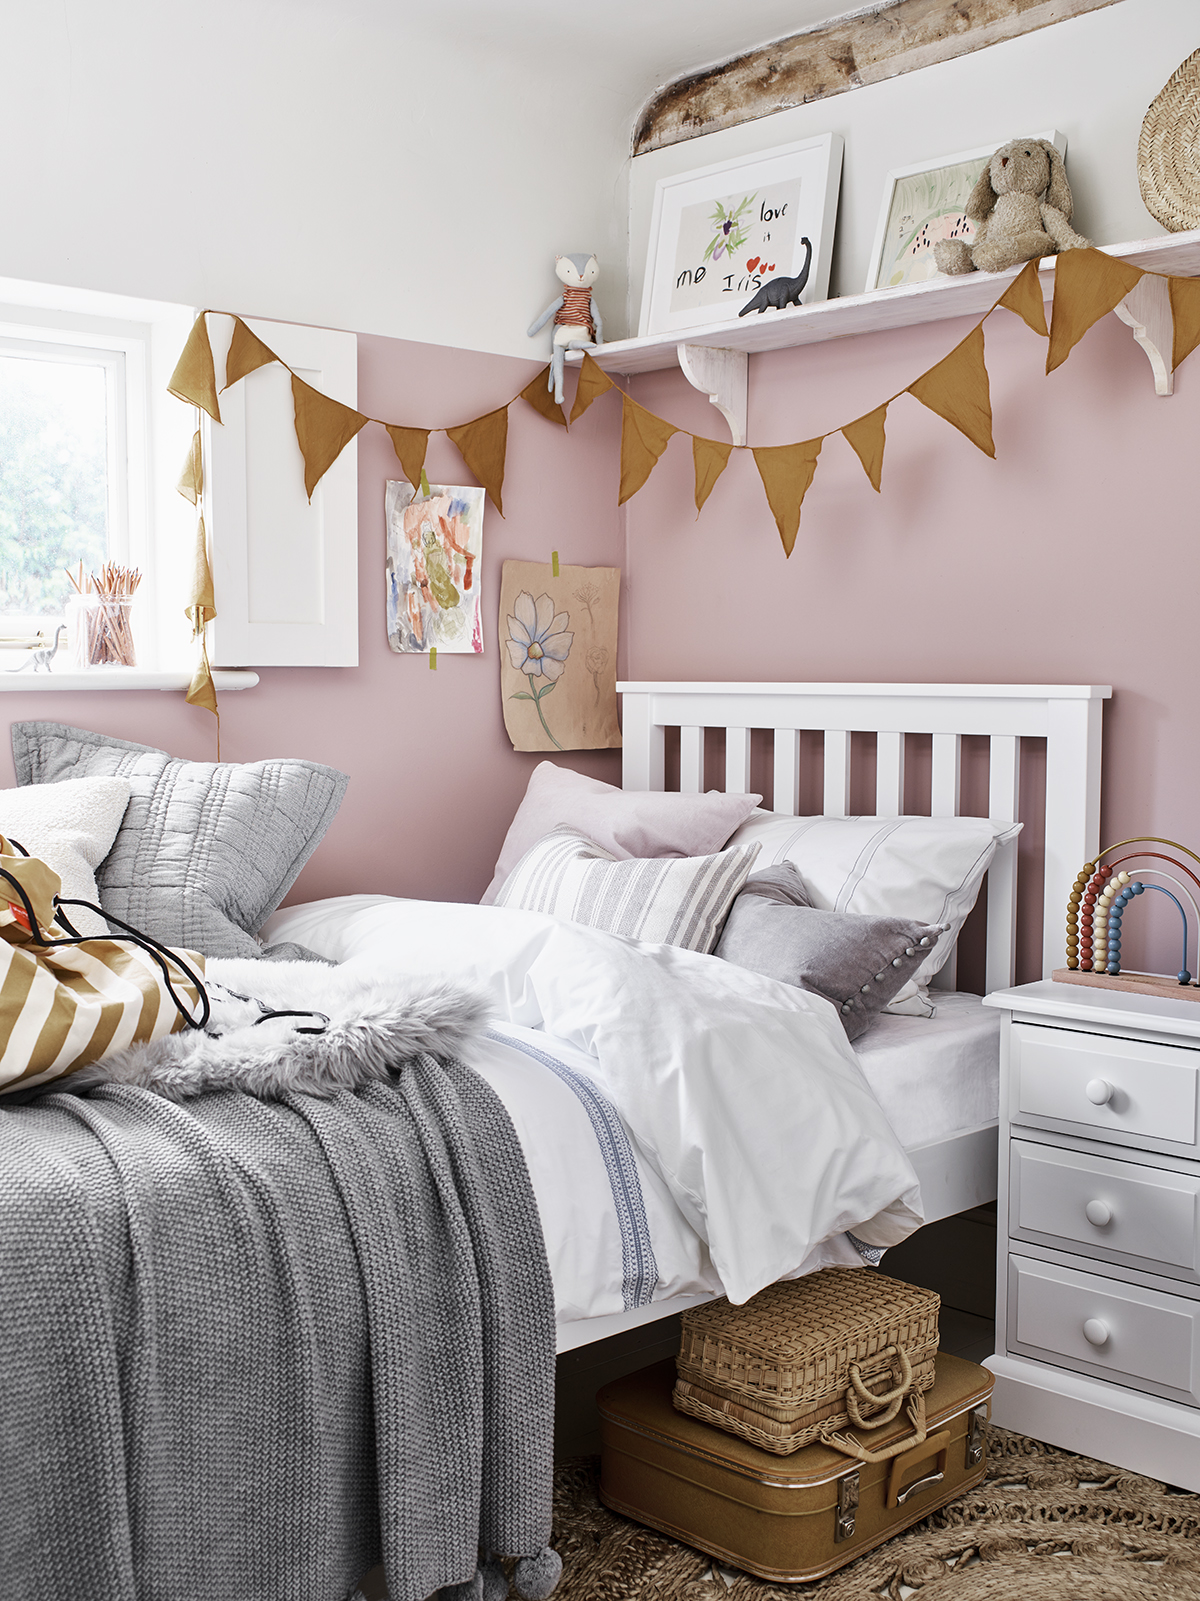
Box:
[704,194,756,264]
[507,591,573,750]
[586,645,608,704]
[573,578,600,624]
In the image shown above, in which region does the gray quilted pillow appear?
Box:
[11,722,348,959]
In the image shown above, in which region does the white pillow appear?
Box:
[725,811,1022,995]
[0,776,133,937]
[494,826,760,954]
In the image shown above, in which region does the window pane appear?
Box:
[0,355,109,619]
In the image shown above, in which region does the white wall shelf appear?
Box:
[571,231,1200,442]
[0,669,259,694]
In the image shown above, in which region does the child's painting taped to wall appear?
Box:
[499,560,621,752]
[386,481,484,654]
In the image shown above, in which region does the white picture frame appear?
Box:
[637,134,843,339]
[865,131,1066,293]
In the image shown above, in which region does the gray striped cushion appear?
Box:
[494,827,760,954]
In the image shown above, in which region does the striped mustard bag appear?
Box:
[0,832,209,1095]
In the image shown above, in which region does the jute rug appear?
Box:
[551,1427,1200,1599]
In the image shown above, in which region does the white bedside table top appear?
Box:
[984,979,1200,1040]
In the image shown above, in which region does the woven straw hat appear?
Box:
[1139,48,1200,232]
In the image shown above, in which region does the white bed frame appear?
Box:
[557,682,1109,1353]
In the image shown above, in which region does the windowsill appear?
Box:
[0,668,259,693]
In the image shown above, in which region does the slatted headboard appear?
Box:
[618,683,1111,993]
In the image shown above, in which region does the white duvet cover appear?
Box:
[264,895,923,1312]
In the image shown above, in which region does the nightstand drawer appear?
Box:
[1011,1140,1200,1280]
[1009,1254,1200,1407]
[1011,1023,1199,1151]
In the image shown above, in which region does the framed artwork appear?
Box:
[865,131,1066,292]
[637,135,844,338]
[385,480,484,654]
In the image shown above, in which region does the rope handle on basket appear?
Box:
[845,1345,913,1429]
[826,1391,927,1465]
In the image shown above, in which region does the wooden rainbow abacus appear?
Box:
[1054,836,1200,1002]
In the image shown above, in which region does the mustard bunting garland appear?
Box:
[169,254,1200,568]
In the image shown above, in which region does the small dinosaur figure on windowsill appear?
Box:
[8,625,65,673]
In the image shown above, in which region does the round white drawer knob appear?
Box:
[1082,1318,1109,1347]
[1085,1078,1114,1105]
[1085,1199,1113,1227]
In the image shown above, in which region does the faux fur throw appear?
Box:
[70,957,492,1100]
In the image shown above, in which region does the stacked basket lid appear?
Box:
[674,1268,940,1456]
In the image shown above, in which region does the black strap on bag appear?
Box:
[0,838,210,1032]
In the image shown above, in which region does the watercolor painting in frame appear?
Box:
[638,135,843,338]
[385,480,484,655]
[865,130,1066,292]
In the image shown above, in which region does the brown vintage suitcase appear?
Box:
[598,1352,993,1586]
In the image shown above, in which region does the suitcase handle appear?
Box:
[826,1391,927,1464]
[845,1345,913,1429]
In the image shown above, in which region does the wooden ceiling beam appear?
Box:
[634,0,1125,156]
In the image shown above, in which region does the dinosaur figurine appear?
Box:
[9,624,65,673]
[528,254,603,405]
[738,238,813,316]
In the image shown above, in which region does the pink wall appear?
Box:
[0,334,625,907]
[622,307,1200,983]
[5,307,1194,977]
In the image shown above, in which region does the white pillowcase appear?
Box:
[725,811,1022,998]
[494,826,761,954]
[0,776,133,937]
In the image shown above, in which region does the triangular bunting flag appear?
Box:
[176,430,203,504]
[908,324,995,458]
[569,352,615,424]
[1170,275,1200,370]
[1047,247,1144,374]
[447,405,509,516]
[291,375,369,500]
[186,654,219,717]
[997,259,1049,338]
[385,426,431,490]
[841,405,887,492]
[184,514,218,718]
[693,436,733,514]
[752,439,823,557]
[184,514,216,634]
[520,367,568,428]
[224,317,279,390]
[619,397,679,506]
[167,312,222,423]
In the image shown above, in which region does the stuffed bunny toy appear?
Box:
[934,138,1091,276]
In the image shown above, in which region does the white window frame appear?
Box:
[0,280,200,681]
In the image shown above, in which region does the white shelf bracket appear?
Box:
[676,344,748,445]
[1114,274,1174,397]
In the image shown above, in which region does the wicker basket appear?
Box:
[1139,48,1200,233]
[673,1268,939,1457]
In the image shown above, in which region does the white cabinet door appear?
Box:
[204,317,358,667]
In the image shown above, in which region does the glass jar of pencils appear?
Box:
[70,563,141,668]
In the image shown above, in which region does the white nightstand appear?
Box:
[983,980,1200,1491]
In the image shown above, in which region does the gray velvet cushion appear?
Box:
[715,864,942,1041]
[11,722,348,959]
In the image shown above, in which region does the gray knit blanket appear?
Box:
[0,990,556,1601]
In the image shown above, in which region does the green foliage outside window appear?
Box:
[0,355,108,619]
